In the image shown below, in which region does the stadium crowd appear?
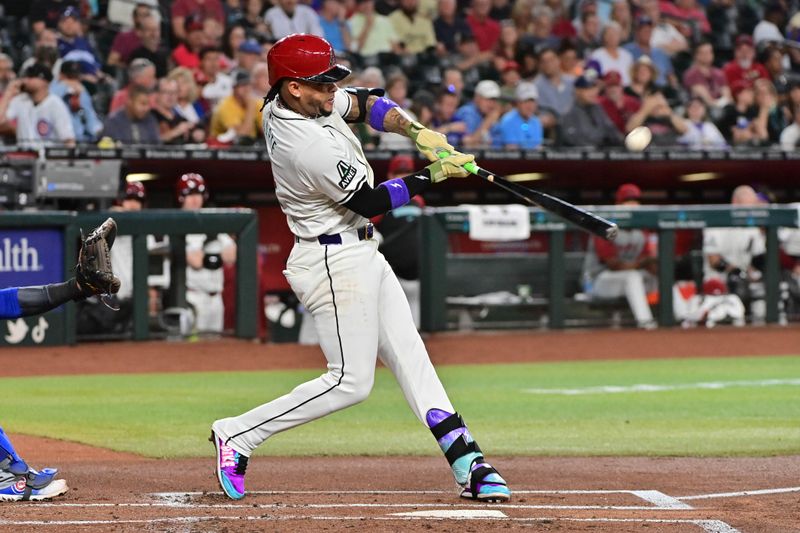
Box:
[0,0,799,150]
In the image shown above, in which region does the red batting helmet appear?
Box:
[124,180,146,201]
[267,34,350,92]
[177,172,208,203]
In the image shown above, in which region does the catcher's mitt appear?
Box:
[76,217,121,296]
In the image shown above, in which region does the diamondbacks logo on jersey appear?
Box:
[337,160,356,189]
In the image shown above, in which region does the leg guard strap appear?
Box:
[462,460,508,500]
[430,412,465,440]
[444,435,482,466]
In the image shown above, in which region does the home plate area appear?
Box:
[1,488,755,532]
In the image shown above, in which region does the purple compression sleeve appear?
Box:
[378,178,411,209]
[369,97,400,132]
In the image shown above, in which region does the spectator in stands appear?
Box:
[442,68,465,101]
[499,60,522,100]
[610,0,633,42]
[582,183,658,330]
[250,61,270,100]
[240,0,270,38]
[754,78,786,144]
[30,0,81,34]
[490,0,512,21]
[590,22,634,86]
[524,4,560,51]
[717,82,767,146]
[547,0,576,38]
[169,66,206,128]
[677,97,728,149]
[264,0,324,40]
[209,69,261,144]
[20,30,61,78]
[723,35,769,90]
[172,0,226,43]
[349,0,399,58]
[0,54,16,97]
[319,0,351,53]
[179,173,237,334]
[235,40,263,73]
[109,58,157,114]
[559,40,581,77]
[390,0,437,55]
[534,47,576,130]
[640,0,688,57]
[198,47,233,107]
[625,91,688,146]
[494,82,543,150]
[49,60,102,142]
[682,40,732,110]
[172,15,209,71]
[493,21,521,74]
[0,63,75,148]
[107,0,160,28]
[599,70,640,133]
[780,102,800,150]
[107,4,153,68]
[452,35,491,91]
[101,85,160,145]
[624,16,675,88]
[456,79,501,147]
[761,46,800,98]
[625,55,659,101]
[56,7,102,80]
[703,185,767,322]
[152,78,194,145]
[376,73,415,150]
[431,89,466,147]
[753,3,786,46]
[559,70,624,147]
[575,11,601,58]
[222,24,247,67]
[129,15,168,78]
[433,0,472,54]
[466,0,501,53]
[660,0,711,39]
[511,0,535,35]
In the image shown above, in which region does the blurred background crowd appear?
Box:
[1,0,800,151]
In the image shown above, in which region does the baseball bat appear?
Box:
[438,152,619,241]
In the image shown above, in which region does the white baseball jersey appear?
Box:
[6,93,75,147]
[263,89,374,239]
[186,233,235,293]
[703,227,766,279]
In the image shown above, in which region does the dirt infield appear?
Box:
[2,327,799,532]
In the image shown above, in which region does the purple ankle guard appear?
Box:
[426,408,470,450]
[378,178,410,209]
[369,97,399,131]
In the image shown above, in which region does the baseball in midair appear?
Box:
[624,126,652,152]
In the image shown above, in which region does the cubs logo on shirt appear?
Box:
[37,119,53,138]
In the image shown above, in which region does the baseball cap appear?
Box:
[184,14,205,32]
[603,70,622,86]
[238,40,261,55]
[502,60,520,73]
[575,67,599,88]
[60,60,82,78]
[735,34,754,48]
[515,81,538,101]
[22,63,53,83]
[475,80,501,99]
[730,78,753,99]
[232,69,251,86]
[615,183,642,204]
[388,154,415,174]
[636,15,653,27]
[61,6,81,20]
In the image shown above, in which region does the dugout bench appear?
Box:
[419,205,800,332]
[0,209,258,345]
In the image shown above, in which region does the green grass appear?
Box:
[1,355,798,458]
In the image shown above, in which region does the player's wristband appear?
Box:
[369,97,399,132]
[378,177,410,209]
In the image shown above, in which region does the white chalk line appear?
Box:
[26,501,690,511]
[0,516,741,531]
[522,378,800,395]
[676,486,800,501]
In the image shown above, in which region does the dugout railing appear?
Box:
[0,209,258,345]
[419,205,800,332]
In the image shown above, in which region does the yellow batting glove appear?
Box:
[406,121,454,162]
[426,152,475,183]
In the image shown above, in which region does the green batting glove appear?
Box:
[426,152,475,183]
[406,121,454,162]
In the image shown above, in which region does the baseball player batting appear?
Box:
[211,34,510,503]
